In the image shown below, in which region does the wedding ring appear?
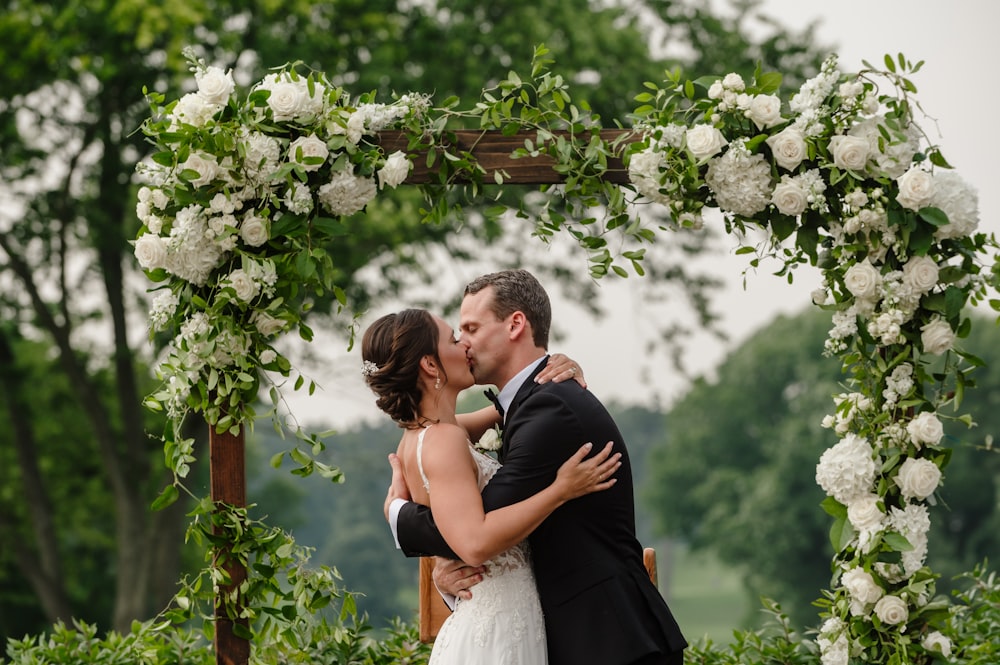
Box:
[569,366,577,375]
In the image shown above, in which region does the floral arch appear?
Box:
[134,46,998,664]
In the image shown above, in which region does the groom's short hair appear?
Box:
[465,269,551,349]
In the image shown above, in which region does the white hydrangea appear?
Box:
[816,433,876,505]
[931,170,980,240]
[242,131,282,184]
[705,141,773,217]
[317,169,378,217]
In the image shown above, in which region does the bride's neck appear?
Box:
[418,390,458,425]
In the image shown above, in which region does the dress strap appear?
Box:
[415,426,431,493]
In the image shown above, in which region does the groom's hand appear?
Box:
[383,452,411,521]
[433,558,486,601]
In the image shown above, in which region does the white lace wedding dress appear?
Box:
[416,427,548,665]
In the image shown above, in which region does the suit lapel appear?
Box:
[498,357,549,463]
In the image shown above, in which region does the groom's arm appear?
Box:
[481,390,581,511]
[384,451,459,559]
[395,501,460,559]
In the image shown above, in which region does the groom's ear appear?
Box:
[508,311,529,340]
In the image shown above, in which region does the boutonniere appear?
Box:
[475,425,503,455]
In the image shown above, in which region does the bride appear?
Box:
[361,308,617,664]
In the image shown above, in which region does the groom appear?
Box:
[385,269,686,665]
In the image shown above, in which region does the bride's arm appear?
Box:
[422,425,619,566]
[455,353,586,441]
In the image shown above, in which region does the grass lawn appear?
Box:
[656,541,749,645]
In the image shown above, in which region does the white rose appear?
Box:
[843,260,882,301]
[920,319,955,355]
[377,150,412,189]
[921,631,952,658]
[267,81,308,121]
[225,269,259,302]
[747,94,782,130]
[907,411,944,447]
[771,180,809,216]
[722,72,745,91]
[873,595,908,625]
[260,349,278,365]
[240,215,269,247]
[839,80,864,99]
[346,111,366,144]
[829,134,870,172]
[288,134,329,172]
[195,66,235,106]
[811,288,828,305]
[707,81,724,99]
[180,153,219,188]
[685,124,728,160]
[841,567,884,613]
[477,428,502,451]
[252,311,286,337]
[902,255,939,294]
[766,128,807,171]
[847,494,884,532]
[896,167,935,211]
[895,457,941,501]
[133,234,167,270]
[171,93,215,127]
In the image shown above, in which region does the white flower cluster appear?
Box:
[888,503,931,578]
[815,433,876,505]
[135,61,419,424]
[895,167,980,240]
[705,140,772,217]
[816,617,850,665]
[882,363,914,409]
[771,168,827,216]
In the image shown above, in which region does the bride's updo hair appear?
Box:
[361,309,446,427]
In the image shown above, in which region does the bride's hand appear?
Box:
[536,353,586,387]
[554,441,620,500]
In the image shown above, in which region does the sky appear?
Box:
[282,0,1000,431]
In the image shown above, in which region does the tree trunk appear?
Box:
[0,328,72,623]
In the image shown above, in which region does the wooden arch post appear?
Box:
[208,127,633,664]
[210,425,250,665]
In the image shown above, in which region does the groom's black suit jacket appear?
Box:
[397,358,687,665]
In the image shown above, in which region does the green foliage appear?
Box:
[8,563,997,665]
[646,309,1000,631]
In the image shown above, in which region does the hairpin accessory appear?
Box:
[362,360,379,377]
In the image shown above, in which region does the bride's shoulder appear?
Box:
[420,423,476,474]
[422,422,469,447]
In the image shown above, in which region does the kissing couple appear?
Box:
[364,269,686,665]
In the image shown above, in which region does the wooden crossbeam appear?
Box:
[378,128,636,185]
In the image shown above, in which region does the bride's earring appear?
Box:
[435,377,441,390]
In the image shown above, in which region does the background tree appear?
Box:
[644,308,1000,627]
[0,0,824,634]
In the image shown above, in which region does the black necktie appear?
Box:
[484,389,504,418]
